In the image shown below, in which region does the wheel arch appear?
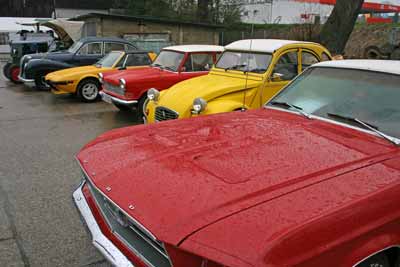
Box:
[77,75,100,87]
[351,245,400,267]
[77,76,100,88]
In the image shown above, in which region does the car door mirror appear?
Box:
[271,72,284,82]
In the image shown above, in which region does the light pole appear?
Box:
[53,0,56,18]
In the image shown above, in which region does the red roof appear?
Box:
[295,0,400,13]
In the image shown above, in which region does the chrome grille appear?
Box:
[155,107,179,122]
[84,176,171,267]
[104,81,125,96]
[19,55,30,78]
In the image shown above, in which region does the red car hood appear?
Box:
[77,109,396,246]
[103,66,161,85]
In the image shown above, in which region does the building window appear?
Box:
[0,33,9,45]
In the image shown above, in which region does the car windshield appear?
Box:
[151,50,184,72]
[266,67,400,139]
[216,51,273,73]
[68,41,83,54]
[96,51,123,68]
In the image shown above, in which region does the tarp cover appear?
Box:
[43,19,84,42]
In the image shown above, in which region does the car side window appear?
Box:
[104,42,125,54]
[183,53,214,72]
[124,53,152,66]
[272,51,298,81]
[321,52,331,62]
[77,42,102,55]
[302,51,320,70]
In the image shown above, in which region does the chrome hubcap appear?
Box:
[82,83,98,100]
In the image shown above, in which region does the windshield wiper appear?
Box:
[224,64,248,72]
[269,101,312,119]
[327,113,400,146]
[248,68,266,73]
[152,63,163,69]
[164,66,175,72]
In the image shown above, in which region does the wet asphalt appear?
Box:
[0,63,142,267]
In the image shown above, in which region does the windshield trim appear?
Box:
[110,51,125,68]
[265,106,400,144]
[214,50,273,74]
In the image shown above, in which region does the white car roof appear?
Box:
[313,60,400,75]
[163,45,224,53]
[225,39,316,53]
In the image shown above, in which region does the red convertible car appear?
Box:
[99,45,224,116]
[74,60,400,267]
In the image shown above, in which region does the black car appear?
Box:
[18,37,137,89]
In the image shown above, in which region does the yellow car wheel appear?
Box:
[77,78,100,103]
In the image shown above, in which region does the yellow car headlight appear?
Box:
[192,98,207,114]
[147,88,160,102]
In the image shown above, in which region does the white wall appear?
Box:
[241,0,334,24]
[242,3,273,24]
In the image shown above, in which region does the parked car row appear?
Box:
[8,36,400,267]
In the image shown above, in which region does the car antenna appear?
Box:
[241,36,254,112]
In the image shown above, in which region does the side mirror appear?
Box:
[271,72,284,82]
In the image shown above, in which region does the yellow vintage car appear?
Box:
[145,39,331,123]
[45,51,156,102]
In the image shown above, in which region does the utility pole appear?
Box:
[53,0,56,18]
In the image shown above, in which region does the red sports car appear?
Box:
[99,45,224,117]
[74,60,400,267]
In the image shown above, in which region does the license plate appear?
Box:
[102,93,112,104]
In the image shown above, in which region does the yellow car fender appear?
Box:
[202,99,249,116]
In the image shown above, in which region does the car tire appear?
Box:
[77,78,100,103]
[34,71,50,90]
[9,65,22,84]
[357,253,390,267]
[3,62,12,80]
[364,46,382,59]
[114,103,132,112]
[390,48,400,60]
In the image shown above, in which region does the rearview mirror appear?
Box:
[271,72,284,82]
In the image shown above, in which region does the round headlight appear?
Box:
[119,78,126,90]
[192,98,207,114]
[98,73,104,84]
[147,88,160,102]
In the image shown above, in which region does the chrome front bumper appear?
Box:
[100,91,138,107]
[73,182,134,267]
[18,75,35,87]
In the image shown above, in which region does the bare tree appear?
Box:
[319,0,364,55]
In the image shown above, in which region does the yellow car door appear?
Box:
[258,49,300,107]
